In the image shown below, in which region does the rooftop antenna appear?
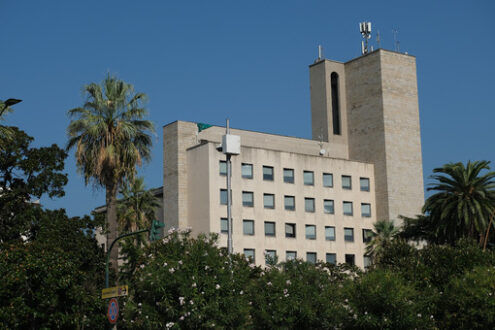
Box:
[393,28,400,52]
[317,44,323,61]
[376,29,381,49]
[359,21,372,55]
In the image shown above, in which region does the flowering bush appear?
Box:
[120,229,255,329]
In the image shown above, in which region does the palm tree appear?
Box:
[366,220,399,263]
[118,177,160,234]
[66,75,154,271]
[0,98,22,148]
[423,161,495,245]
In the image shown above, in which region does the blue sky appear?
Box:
[1,1,494,217]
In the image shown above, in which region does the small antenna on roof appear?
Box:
[318,45,323,60]
[393,28,400,52]
[359,21,372,55]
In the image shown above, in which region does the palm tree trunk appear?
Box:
[106,181,119,279]
[483,211,494,251]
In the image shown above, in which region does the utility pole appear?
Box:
[221,119,240,254]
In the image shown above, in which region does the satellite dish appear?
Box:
[319,149,326,155]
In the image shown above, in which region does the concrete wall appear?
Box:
[346,49,424,222]
[189,141,376,267]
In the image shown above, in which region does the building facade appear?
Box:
[162,49,424,268]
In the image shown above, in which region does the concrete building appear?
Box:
[162,49,424,268]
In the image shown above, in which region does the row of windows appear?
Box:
[244,248,371,267]
[220,161,370,191]
[221,218,373,242]
[220,190,372,217]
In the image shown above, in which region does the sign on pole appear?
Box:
[107,298,119,325]
[102,285,128,299]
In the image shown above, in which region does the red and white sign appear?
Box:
[107,298,119,324]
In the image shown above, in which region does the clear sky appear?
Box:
[1,1,494,217]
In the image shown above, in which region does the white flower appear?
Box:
[249,263,256,269]
[201,291,205,295]
[138,303,142,307]
[240,290,244,295]
[248,301,252,305]
[417,313,422,318]
[216,284,221,289]
[140,264,145,269]
[179,316,184,321]
[283,289,288,294]
[166,322,175,328]
[178,260,183,265]
[205,266,209,270]
[189,300,194,305]
[163,262,168,267]
[260,271,265,276]
[192,282,197,288]
[167,227,176,234]
[169,268,175,273]
[286,280,291,285]
[148,254,153,258]
[146,315,149,319]
[179,297,185,305]
[267,282,272,286]
[162,238,169,243]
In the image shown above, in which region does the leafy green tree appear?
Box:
[0,209,106,329]
[439,266,495,329]
[343,269,436,329]
[67,75,155,271]
[0,127,67,243]
[248,260,353,329]
[365,220,399,264]
[423,161,495,245]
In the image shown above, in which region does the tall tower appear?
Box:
[309,49,424,222]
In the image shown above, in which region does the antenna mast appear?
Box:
[359,21,372,55]
[393,28,400,52]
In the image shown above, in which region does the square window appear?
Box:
[344,228,354,242]
[220,189,228,205]
[303,171,314,185]
[244,249,255,262]
[364,255,372,269]
[220,218,228,233]
[263,166,274,181]
[286,251,297,261]
[342,175,352,189]
[265,250,277,264]
[361,203,371,217]
[324,199,334,214]
[305,198,315,212]
[243,220,254,235]
[242,163,253,179]
[284,168,294,183]
[362,229,373,243]
[219,160,227,176]
[305,225,316,240]
[306,252,317,264]
[325,226,336,241]
[345,254,355,265]
[284,195,295,211]
[242,191,254,207]
[285,223,296,238]
[263,193,275,209]
[360,177,370,191]
[264,221,276,236]
[326,253,337,265]
[323,173,333,187]
[343,201,353,216]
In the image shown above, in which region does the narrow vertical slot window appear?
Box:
[331,72,341,135]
